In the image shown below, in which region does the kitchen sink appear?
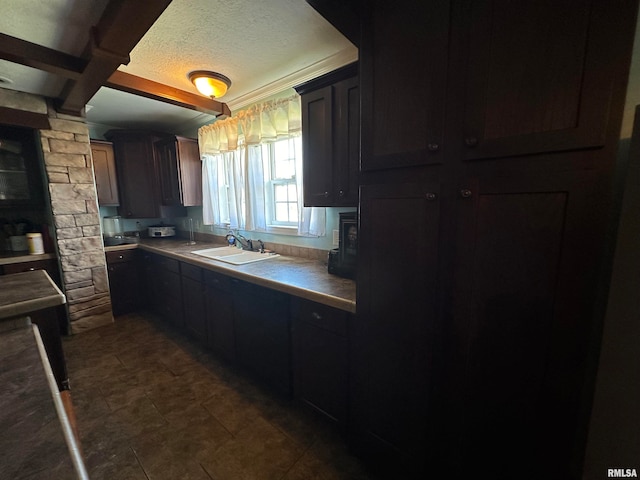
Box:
[191,246,280,265]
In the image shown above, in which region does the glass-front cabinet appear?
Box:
[0,126,42,206]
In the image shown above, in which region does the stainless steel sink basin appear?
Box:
[191,246,280,265]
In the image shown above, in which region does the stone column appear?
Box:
[40,102,113,333]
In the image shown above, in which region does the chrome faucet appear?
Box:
[228,230,253,251]
[226,230,265,253]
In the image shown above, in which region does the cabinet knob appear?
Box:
[338,190,345,197]
[460,189,473,198]
[118,255,123,259]
[323,191,329,198]
[28,267,35,271]
[464,137,479,147]
[427,143,440,152]
[425,192,437,201]
[311,311,322,320]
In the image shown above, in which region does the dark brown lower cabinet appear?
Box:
[204,270,236,362]
[106,249,140,316]
[181,262,207,343]
[445,171,610,479]
[144,253,183,327]
[353,181,441,475]
[234,281,291,396]
[291,297,349,428]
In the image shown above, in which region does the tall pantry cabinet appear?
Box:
[350,0,639,478]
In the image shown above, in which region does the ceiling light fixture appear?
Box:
[188,70,231,99]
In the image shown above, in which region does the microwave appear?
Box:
[328,212,357,279]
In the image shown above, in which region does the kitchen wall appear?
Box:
[0,87,113,334]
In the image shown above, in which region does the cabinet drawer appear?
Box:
[291,297,348,337]
[155,255,180,273]
[204,270,232,292]
[180,262,202,282]
[2,259,58,275]
[106,249,137,264]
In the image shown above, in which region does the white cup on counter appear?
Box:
[26,233,44,255]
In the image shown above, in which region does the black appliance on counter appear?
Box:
[328,211,357,279]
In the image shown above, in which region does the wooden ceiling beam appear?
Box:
[57,0,173,116]
[0,33,87,80]
[106,71,230,117]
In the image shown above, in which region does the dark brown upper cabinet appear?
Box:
[295,63,359,207]
[90,140,119,206]
[154,136,202,207]
[359,1,449,172]
[455,0,623,161]
[0,125,43,207]
[105,129,163,218]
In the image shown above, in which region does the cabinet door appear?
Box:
[106,249,139,316]
[456,0,632,161]
[353,182,441,471]
[205,275,236,362]
[107,261,139,316]
[333,76,359,206]
[234,282,291,396]
[155,138,182,206]
[152,258,183,327]
[447,172,610,478]
[90,141,119,206]
[0,125,43,206]
[108,131,161,218]
[360,0,449,171]
[292,298,348,427]
[301,86,334,206]
[182,275,207,342]
[176,137,202,207]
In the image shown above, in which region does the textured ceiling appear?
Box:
[0,0,357,135]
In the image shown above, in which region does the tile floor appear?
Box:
[63,312,375,480]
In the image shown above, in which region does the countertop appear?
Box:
[111,239,357,313]
[0,269,66,320]
[0,325,87,479]
[0,251,56,266]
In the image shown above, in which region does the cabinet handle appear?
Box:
[425,192,437,201]
[311,311,322,321]
[427,143,440,152]
[464,137,479,148]
[460,189,473,198]
[28,267,35,271]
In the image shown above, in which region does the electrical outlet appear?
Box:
[332,229,339,247]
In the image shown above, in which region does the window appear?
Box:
[263,137,302,227]
[200,95,325,237]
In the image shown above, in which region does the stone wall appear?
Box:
[41,102,113,333]
[0,87,113,333]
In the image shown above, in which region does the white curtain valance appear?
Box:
[198,95,301,155]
